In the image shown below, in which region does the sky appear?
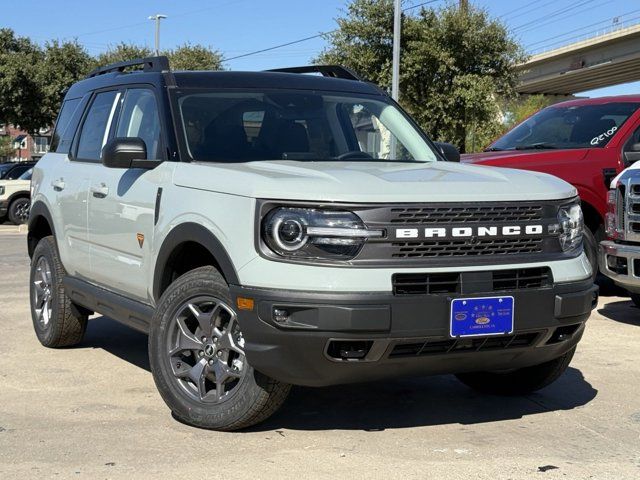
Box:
[5,0,640,97]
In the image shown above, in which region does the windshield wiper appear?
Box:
[514,142,557,150]
[483,147,504,152]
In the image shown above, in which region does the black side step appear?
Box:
[63,276,153,334]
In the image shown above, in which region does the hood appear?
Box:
[461,149,589,166]
[173,160,577,203]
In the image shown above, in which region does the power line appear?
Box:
[525,8,640,50]
[512,0,600,32]
[222,0,442,62]
[501,0,558,22]
[499,0,551,19]
[515,0,612,34]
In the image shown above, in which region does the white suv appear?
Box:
[28,57,597,430]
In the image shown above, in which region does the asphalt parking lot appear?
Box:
[0,227,639,479]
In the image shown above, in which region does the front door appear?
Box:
[87,87,165,303]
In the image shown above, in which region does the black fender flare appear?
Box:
[27,201,57,257]
[153,222,240,301]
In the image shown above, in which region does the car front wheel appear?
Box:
[8,197,30,225]
[149,266,290,431]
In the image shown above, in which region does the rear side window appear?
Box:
[76,91,119,161]
[115,89,161,159]
[50,98,81,153]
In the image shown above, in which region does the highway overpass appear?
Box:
[517,23,640,95]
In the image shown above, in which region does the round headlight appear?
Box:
[267,211,309,252]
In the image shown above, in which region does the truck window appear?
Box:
[50,98,81,153]
[115,89,161,159]
[76,91,119,161]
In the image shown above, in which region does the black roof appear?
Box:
[66,65,385,99]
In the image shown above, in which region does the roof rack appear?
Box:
[86,56,170,78]
[265,65,362,81]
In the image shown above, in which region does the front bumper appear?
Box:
[600,240,640,293]
[231,278,598,387]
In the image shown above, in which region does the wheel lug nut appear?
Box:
[208,359,214,365]
[217,351,223,357]
[198,351,204,357]
[201,337,207,342]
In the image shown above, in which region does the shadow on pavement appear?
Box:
[81,316,150,371]
[80,316,598,431]
[598,300,640,327]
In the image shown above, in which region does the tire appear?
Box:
[455,346,576,396]
[149,266,290,431]
[583,228,598,282]
[8,197,30,225]
[29,236,88,347]
[630,293,640,308]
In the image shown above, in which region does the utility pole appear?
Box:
[391,0,401,102]
[148,14,167,56]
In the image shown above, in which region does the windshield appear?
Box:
[490,102,640,151]
[19,168,33,180]
[175,90,437,163]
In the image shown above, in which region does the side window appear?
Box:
[76,91,119,161]
[5,165,30,180]
[116,89,161,159]
[50,97,81,152]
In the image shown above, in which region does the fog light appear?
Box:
[273,308,289,323]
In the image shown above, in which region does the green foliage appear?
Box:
[317,0,525,152]
[166,43,223,71]
[0,135,15,159]
[93,43,153,69]
[0,31,224,132]
[503,94,555,130]
[0,29,91,133]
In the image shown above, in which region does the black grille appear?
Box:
[389,332,540,358]
[391,238,543,258]
[389,205,543,224]
[492,267,552,291]
[392,267,552,295]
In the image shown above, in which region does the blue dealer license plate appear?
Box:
[450,296,514,337]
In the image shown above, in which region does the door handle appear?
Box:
[51,179,65,191]
[90,183,109,198]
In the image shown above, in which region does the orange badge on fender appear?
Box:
[136,233,145,248]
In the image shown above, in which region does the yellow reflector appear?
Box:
[237,297,254,311]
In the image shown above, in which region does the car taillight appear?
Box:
[605,189,623,239]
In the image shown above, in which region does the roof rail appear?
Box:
[265,65,362,81]
[86,56,170,79]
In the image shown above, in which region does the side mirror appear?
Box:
[624,143,640,165]
[435,142,460,162]
[102,137,159,169]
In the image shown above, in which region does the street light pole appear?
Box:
[148,14,167,56]
[391,0,401,102]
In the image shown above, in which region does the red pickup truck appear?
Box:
[462,95,640,275]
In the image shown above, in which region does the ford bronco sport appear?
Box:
[28,57,598,431]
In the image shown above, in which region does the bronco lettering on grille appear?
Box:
[394,225,544,239]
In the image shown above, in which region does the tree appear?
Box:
[317,0,525,152]
[0,29,91,132]
[93,43,153,69]
[0,135,15,160]
[94,42,224,71]
[166,43,223,71]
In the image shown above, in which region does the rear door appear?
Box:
[55,91,119,278]
[87,86,166,303]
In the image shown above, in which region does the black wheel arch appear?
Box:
[27,201,56,258]
[153,222,240,302]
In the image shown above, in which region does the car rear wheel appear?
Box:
[30,236,88,347]
[149,266,290,431]
[8,197,30,225]
[455,347,575,395]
